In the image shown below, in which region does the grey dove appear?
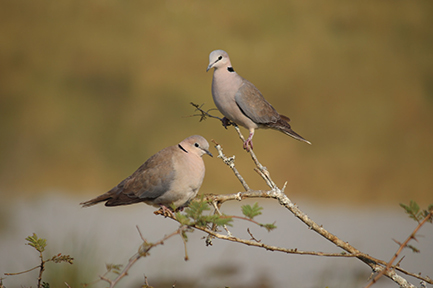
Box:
[80,135,212,210]
[206,49,311,150]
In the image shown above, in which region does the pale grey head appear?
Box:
[178,135,213,157]
[206,50,231,72]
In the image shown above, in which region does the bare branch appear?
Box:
[365,211,433,288]
[189,102,232,126]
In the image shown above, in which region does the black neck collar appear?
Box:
[178,144,188,153]
[227,67,235,72]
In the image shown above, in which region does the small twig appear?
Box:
[4,265,40,276]
[180,232,189,261]
[137,225,146,242]
[205,202,218,246]
[189,102,229,125]
[144,275,150,286]
[247,228,261,243]
[253,167,274,189]
[212,139,250,191]
[395,256,405,267]
[98,226,188,288]
[224,214,266,227]
[211,200,232,236]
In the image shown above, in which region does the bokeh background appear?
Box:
[1,1,432,287]
[1,0,433,203]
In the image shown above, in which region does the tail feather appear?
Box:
[80,192,114,207]
[267,115,311,145]
[80,188,143,207]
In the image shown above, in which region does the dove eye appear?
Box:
[218,56,222,61]
[194,143,199,148]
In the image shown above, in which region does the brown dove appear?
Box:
[80,135,212,210]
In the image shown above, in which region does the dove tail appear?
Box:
[80,186,144,207]
[268,115,311,145]
[80,192,114,207]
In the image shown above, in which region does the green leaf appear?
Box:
[407,244,420,253]
[260,222,277,232]
[106,263,123,274]
[409,200,420,215]
[400,201,422,222]
[25,233,47,253]
[181,230,189,242]
[181,199,233,229]
[186,200,211,220]
[50,253,74,264]
[175,212,192,226]
[242,203,263,219]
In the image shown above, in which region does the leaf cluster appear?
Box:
[50,253,74,264]
[242,203,277,232]
[400,201,433,223]
[105,263,123,275]
[25,234,74,265]
[242,202,263,219]
[26,233,47,253]
[176,199,233,229]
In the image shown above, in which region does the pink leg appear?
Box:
[243,131,255,151]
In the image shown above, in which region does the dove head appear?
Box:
[206,50,231,72]
[179,135,213,157]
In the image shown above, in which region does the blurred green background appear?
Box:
[1,0,433,205]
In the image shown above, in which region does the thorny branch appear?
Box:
[365,210,433,288]
[189,102,432,288]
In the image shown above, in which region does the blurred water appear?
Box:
[0,193,431,288]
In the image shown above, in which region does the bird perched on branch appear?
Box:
[206,49,311,151]
[80,135,212,211]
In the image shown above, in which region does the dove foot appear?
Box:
[221,117,232,129]
[154,205,175,218]
[243,132,254,151]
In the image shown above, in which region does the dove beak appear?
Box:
[203,149,213,157]
[206,64,213,72]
